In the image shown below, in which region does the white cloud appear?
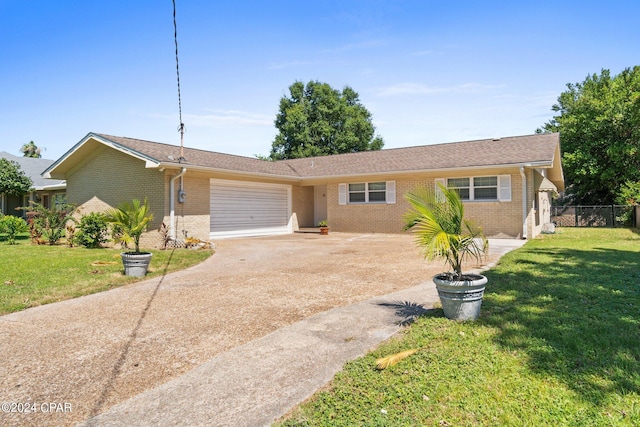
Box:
[373,82,505,97]
[149,110,273,128]
[186,110,273,127]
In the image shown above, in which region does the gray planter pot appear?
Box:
[121,252,153,277]
[433,273,488,321]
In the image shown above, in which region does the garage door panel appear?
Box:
[210,179,291,238]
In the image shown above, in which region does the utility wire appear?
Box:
[172,0,185,157]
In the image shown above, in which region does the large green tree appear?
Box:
[0,158,32,196]
[267,80,384,160]
[20,141,42,158]
[538,66,640,204]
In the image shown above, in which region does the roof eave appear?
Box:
[154,162,302,183]
[297,161,555,182]
[33,183,67,191]
[43,133,162,179]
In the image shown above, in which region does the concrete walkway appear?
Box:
[81,238,525,427]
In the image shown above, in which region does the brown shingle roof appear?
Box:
[284,133,560,177]
[94,133,299,177]
[94,132,560,179]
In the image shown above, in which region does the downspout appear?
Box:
[519,165,527,239]
[170,167,187,239]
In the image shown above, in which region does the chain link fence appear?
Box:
[551,205,637,228]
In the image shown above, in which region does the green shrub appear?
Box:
[74,212,109,248]
[0,214,28,244]
[26,202,76,245]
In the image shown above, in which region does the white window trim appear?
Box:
[338,181,396,205]
[436,175,511,202]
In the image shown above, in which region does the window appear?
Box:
[368,182,387,202]
[447,178,470,200]
[348,182,386,203]
[53,193,67,210]
[339,181,396,205]
[473,176,497,200]
[348,183,366,203]
[438,175,510,201]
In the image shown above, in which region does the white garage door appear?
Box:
[210,179,292,239]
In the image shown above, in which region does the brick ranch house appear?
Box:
[42,132,564,246]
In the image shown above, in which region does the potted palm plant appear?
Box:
[105,198,154,277]
[403,183,488,321]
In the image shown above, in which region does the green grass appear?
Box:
[0,234,213,315]
[276,228,640,426]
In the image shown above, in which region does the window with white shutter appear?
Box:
[436,175,509,202]
[498,175,511,201]
[340,181,395,204]
[386,181,396,204]
[338,183,347,205]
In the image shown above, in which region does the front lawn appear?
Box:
[277,228,640,426]
[0,235,213,315]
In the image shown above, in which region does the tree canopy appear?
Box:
[538,66,640,204]
[0,158,32,196]
[267,80,384,160]
[20,141,42,158]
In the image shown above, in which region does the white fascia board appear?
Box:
[155,162,302,183]
[298,161,554,182]
[33,184,67,191]
[43,133,162,178]
[154,160,554,183]
[42,133,96,178]
[98,141,160,166]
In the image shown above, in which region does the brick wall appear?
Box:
[66,146,549,242]
[324,168,529,238]
[160,171,211,243]
[68,146,166,248]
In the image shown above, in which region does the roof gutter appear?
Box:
[154,160,555,183]
[170,167,187,239]
[296,161,555,182]
[154,162,302,183]
[33,184,67,191]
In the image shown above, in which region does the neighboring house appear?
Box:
[43,132,564,246]
[0,151,67,217]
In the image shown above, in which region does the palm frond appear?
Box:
[376,348,419,370]
[104,198,153,253]
[403,183,488,277]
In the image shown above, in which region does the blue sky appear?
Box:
[1,1,638,161]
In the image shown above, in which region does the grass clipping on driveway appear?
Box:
[277,228,640,426]
[0,237,213,315]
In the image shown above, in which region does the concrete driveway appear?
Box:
[0,233,524,426]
